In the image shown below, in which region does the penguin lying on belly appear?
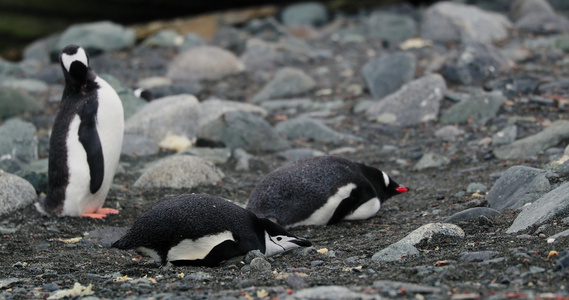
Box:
[35,44,124,219]
[246,156,409,228]
[112,194,312,268]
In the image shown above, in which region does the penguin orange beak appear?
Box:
[396,186,409,193]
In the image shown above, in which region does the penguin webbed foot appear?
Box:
[80,207,119,219]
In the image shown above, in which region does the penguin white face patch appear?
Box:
[61,48,89,73]
[264,231,304,257]
[167,231,234,262]
[382,172,390,187]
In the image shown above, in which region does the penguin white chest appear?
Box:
[166,230,235,262]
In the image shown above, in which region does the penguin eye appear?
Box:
[276,237,282,241]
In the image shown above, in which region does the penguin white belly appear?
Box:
[167,230,235,261]
[62,115,95,216]
[93,77,124,205]
[290,183,356,227]
[343,197,380,221]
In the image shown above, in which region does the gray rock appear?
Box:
[0,87,42,120]
[240,38,279,71]
[147,82,203,100]
[467,183,487,193]
[244,249,265,264]
[440,42,511,85]
[86,227,128,247]
[121,133,159,157]
[280,2,328,26]
[178,33,206,52]
[251,67,316,103]
[0,170,37,216]
[510,0,555,22]
[421,1,511,43]
[434,125,465,141]
[125,94,201,143]
[372,280,442,294]
[284,286,375,300]
[460,251,500,262]
[443,207,501,223]
[362,52,416,100]
[249,257,271,272]
[23,35,59,65]
[56,21,136,53]
[367,12,417,42]
[275,117,361,143]
[365,74,446,127]
[183,147,232,165]
[141,29,183,48]
[166,46,244,81]
[371,242,420,262]
[507,182,569,233]
[0,78,49,94]
[0,119,38,173]
[440,90,506,125]
[372,223,464,262]
[198,111,289,153]
[494,120,569,159]
[199,98,267,129]
[492,125,518,146]
[276,148,325,163]
[511,0,569,34]
[486,166,555,210]
[413,152,450,171]
[233,148,253,171]
[133,155,224,189]
[398,223,465,245]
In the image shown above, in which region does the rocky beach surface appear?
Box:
[3,0,569,298]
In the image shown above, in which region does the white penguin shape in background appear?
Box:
[36,44,124,218]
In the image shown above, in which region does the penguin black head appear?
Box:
[60,44,93,87]
[379,170,409,199]
[259,218,312,256]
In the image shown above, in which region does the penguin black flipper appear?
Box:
[77,94,105,194]
[327,186,378,225]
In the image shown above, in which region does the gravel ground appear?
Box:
[3,1,569,300]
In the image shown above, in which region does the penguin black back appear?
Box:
[246,156,408,227]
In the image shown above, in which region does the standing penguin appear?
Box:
[35,44,124,218]
[112,194,312,268]
[246,156,409,228]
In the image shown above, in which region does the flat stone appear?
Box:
[372,280,442,294]
[133,155,224,189]
[198,111,289,153]
[507,182,569,233]
[199,98,267,129]
[0,118,38,173]
[365,74,446,127]
[125,94,201,143]
[494,120,569,159]
[166,46,244,81]
[0,170,37,216]
[56,21,136,54]
[275,117,361,143]
[0,87,42,120]
[413,152,450,171]
[251,67,316,103]
[421,1,511,43]
[443,207,501,223]
[486,166,555,210]
[362,52,416,100]
[440,90,507,125]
